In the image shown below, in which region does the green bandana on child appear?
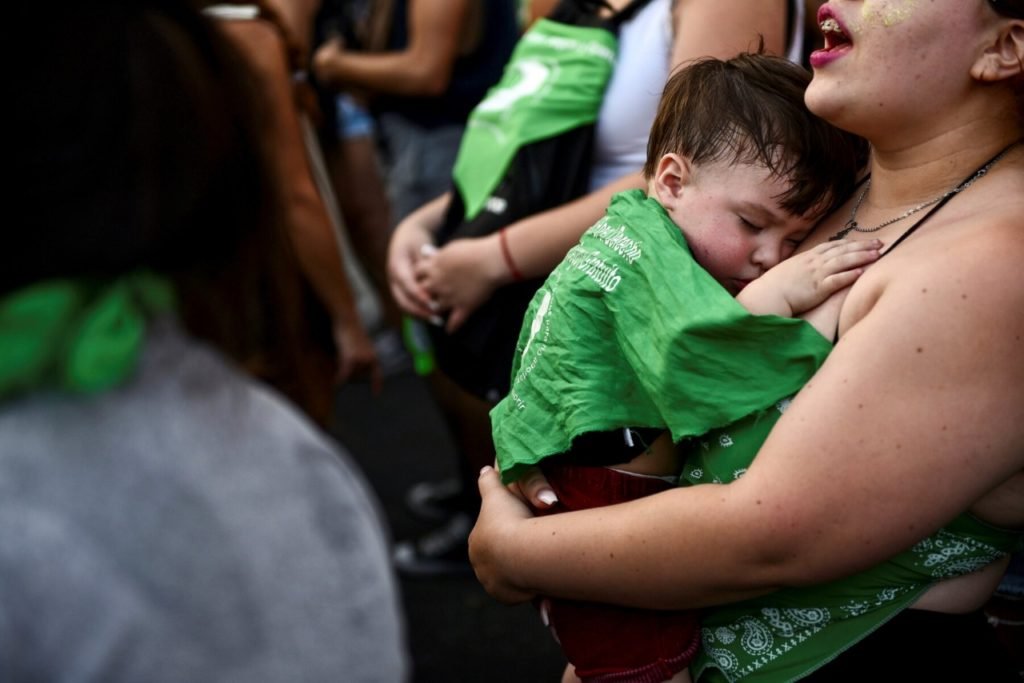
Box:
[0,273,174,401]
[451,18,617,219]
[490,190,832,484]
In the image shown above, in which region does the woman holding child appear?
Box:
[384,0,802,574]
[470,0,1024,679]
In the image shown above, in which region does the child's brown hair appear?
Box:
[643,51,866,219]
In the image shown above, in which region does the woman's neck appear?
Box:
[866,127,1022,210]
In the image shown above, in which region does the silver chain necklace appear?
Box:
[829,142,1019,241]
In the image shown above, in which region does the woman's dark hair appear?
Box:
[643,51,867,220]
[12,1,327,410]
[14,2,273,290]
[990,0,1024,19]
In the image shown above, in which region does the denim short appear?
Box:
[376,113,464,222]
[334,94,375,140]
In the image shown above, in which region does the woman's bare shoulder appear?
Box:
[877,188,1023,291]
[837,198,1023,338]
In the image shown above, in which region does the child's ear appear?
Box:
[651,153,691,210]
[971,20,1024,82]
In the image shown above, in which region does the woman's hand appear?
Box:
[332,318,383,394]
[386,212,443,321]
[509,465,560,509]
[469,466,554,604]
[413,234,510,332]
[310,35,347,89]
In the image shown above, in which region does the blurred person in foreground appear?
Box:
[2,2,408,681]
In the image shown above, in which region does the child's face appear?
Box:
[662,157,815,295]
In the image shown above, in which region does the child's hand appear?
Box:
[737,239,882,317]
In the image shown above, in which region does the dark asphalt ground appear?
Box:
[331,368,566,682]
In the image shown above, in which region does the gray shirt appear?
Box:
[0,320,408,682]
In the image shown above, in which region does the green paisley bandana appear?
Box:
[0,273,174,401]
[452,18,617,219]
[685,396,1022,681]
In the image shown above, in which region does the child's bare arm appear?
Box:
[736,239,882,318]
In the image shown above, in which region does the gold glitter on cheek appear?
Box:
[860,0,919,28]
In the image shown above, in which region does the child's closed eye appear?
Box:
[738,216,763,232]
[786,229,813,248]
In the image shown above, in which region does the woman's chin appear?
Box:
[804,81,851,131]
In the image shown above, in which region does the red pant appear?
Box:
[537,463,700,683]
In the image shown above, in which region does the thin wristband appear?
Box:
[498,228,524,282]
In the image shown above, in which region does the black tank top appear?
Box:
[374,0,518,129]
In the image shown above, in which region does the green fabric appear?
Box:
[401,316,436,376]
[684,407,1023,682]
[0,273,175,401]
[490,190,832,484]
[451,18,617,219]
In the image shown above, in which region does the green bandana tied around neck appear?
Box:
[490,190,833,484]
[451,18,617,219]
[0,273,175,401]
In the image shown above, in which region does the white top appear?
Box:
[588,0,672,192]
[588,0,806,192]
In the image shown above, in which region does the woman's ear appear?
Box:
[971,20,1024,82]
[651,153,691,210]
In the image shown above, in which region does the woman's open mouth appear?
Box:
[821,18,851,50]
[810,7,853,68]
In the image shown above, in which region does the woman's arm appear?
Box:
[670,0,788,67]
[416,172,643,330]
[221,19,380,387]
[257,0,321,66]
[525,0,560,26]
[470,224,1024,609]
[312,0,471,96]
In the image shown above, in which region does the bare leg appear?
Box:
[426,368,497,497]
